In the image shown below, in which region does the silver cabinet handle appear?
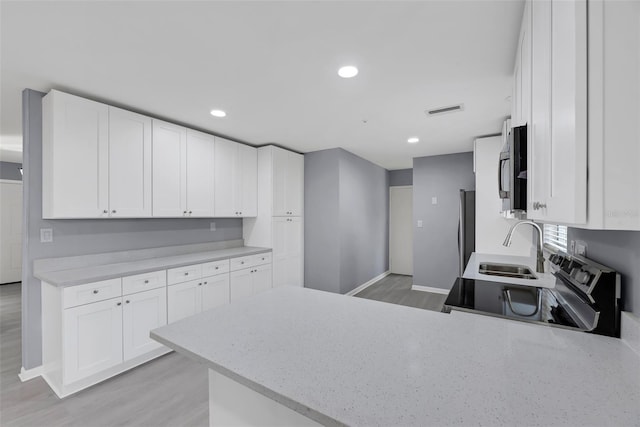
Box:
[125,300,130,304]
[215,266,219,270]
[184,272,189,276]
[189,211,192,214]
[183,211,188,214]
[198,282,202,286]
[103,209,108,214]
[144,280,149,284]
[117,302,122,306]
[240,261,244,264]
[112,210,116,214]
[204,281,208,285]
[93,290,99,294]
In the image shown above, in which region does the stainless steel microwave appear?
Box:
[498,125,527,212]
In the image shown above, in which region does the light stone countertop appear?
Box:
[151,287,640,427]
[463,252,557,288]
[34,246,271,287]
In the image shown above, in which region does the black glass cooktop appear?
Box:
[443,278,581,330]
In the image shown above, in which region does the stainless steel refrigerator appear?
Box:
[458,190,476,276]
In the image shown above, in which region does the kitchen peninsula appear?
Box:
[151,287,640,426]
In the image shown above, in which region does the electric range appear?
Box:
[443,252,621,337]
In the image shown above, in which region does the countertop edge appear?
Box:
[149,332,345,427]
[36,247,272,287]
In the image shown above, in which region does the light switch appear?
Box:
[417,220,423,228]
[210,222,216,231]
[40,228,53,243]
[431,197,438,205]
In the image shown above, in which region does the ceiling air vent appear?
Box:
[425,103,464,116]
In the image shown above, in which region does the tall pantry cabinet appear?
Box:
[243,146,304,288]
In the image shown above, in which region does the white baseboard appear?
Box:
[621,311,640,357]
[19,365,44,382]
[411,285,450,295]
[346,271,390,296]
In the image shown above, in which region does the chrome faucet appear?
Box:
[503,220,545,273]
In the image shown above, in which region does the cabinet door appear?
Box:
[123,287,167,361]
[108,107,152,217]
[214,137,238,217]
[238,144,258,217]
[272,148,289,216]
[63,298,123,384]
[286,152,304,216]
[529,0,587,224]
[252,264,272,295]
[285,217,303,287]
[230,269,253,302]
[271,217,288,288]
[152,120,187,217]
[43,90,109,218]
[186,129,215,217]
[167,279,201,323]
[201,274,230,311]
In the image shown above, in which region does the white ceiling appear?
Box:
[0,0,523,170]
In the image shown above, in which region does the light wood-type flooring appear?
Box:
[1,275,446,426]
[354,274,449,312]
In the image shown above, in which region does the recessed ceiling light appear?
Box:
[407,137,419,144]
[338,65,358,78]
[210,109,226,118]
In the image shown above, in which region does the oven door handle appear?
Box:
[503,288,540,317]
[498,152,510,199]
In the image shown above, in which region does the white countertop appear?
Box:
[151,287,640,427]
[463,252,557,288]
[34,246,271,287]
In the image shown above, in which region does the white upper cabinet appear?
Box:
[108,107,152,217]
[528,0,587,225]
[186,129,215,217]
[585,0,640,230]
[214,138,257,217]
[272,147,304,216]
[152,120,187,217]
[43,90,109,218]
[511,1,531,127]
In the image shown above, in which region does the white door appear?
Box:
[252,264,272,295]
[63,298,123,384]
[152,120,187,217]
[286,152,304,216]
[43,90,109,218]
[0,181,22,284]
[230,268,253,302]
[123,288,167,361]
[167,280,201,323]
[201,274,230,311]
[214,137,238,217]
[108,107,152,217]
[239,144,257,217]
[389,186,413,275]
[186,129,215,217]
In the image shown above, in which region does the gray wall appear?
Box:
[389,168,412,186]
[304,149,341,294]
[412,152,475,290]
[304,148,389,295]
[21,89,242,370]
[568,228,640,316]
[0,161,22,181]
[338,150,389,294]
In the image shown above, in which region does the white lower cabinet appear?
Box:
[167,279,202,323]
[230,264,272,302]
[63,297,123,384]
[272,217,303,288]
[201,274,230,311]
[123,287,167,360]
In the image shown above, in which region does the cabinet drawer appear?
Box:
[230,255,255,272]
[201,259,230,277]
[63,278,122,309]
[122,270,166,295]
[167,264,202,285]
[252,253,271,266]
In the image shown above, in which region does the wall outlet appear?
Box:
[431,197,438,205]
[40,228,53,243]
[209,222,216,231]
[575,240,587,256]
[417,220,423,228]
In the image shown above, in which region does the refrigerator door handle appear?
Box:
[458,190,465,277]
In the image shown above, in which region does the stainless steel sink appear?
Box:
[478,263,537,280]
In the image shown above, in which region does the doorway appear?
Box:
[0,180,22,284]
[389,186,413,275]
